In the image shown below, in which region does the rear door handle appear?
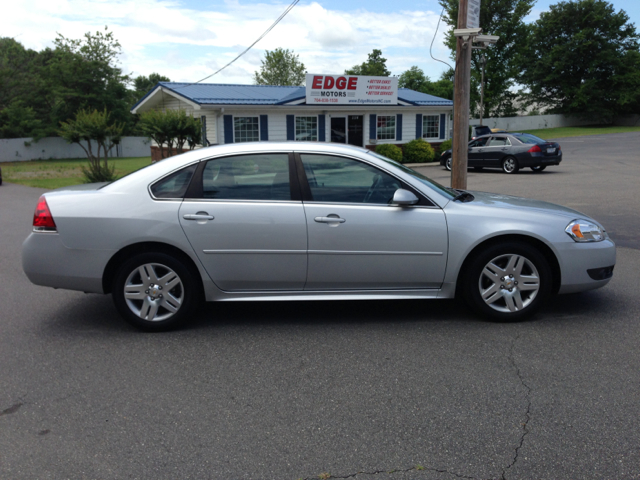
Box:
[315,216,346,224]
[183,213,214,221]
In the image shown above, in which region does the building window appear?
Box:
[422,115,440,139]
[234,117,259,142]
[377,115,396,140]
[296,116,317,141]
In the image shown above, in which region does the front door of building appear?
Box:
[330,117,347,143]
[347,115,363,147]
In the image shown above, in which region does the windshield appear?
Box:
[513,133,546,144]
[368,151,456,199]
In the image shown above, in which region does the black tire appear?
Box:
[112,252,201,331]
[530,165,546,172]
[461,242,552,322]
[501,156,520,174]
[444,156,452,171]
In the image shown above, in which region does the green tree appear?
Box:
[134,73,171,99]
[521,0,640,120]
[0,38,50,138]
[439,0,535,116]
[59,108,124,182]
[345,49,391,76]
[398,66,454,99]
[45,27,133,133]
[254,48,306,86]
[138,109,202,160]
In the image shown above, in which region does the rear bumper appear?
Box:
[22,232,113,294]
[520,152,562,167]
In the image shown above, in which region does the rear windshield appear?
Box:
[513,133,545,144]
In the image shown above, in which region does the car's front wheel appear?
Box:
[112,252,200,331]
[502,156,519,174]
[462,242,552,322]
[444,157,452,171]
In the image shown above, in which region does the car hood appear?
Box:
[466,190,588,219]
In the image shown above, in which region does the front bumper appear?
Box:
[557,239,616,294]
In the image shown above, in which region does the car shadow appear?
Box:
[39,288,615,336]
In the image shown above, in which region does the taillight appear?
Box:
[33,196,57,232]
[528,145,542,153]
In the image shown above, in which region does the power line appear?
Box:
[430,5,454,73]
[194,0,300,84]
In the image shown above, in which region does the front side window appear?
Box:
[296,116,318,141]
[423,115,440,139]
[300,154,402,204]
[469,137,489,148]
[234,117,259,142]
[150,164,197,199]
[201,154,291,201]
[377,115,396,140]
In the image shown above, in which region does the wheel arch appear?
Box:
[102,242,204,295]
[454,234,561,298]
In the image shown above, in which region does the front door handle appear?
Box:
[183,212,214,221]
[315,215,346,224]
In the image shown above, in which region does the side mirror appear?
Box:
[391,189,419,206]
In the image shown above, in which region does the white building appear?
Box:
[131,76,453,157]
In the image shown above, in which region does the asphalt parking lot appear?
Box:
[1,132,639,480]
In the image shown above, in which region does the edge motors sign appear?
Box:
[305,74,398,105]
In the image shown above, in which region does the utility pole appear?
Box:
[479,55,486,126]
[451,0,472,190]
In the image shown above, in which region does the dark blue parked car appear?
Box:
[440,133,562,174]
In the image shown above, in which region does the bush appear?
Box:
[402,138,435,163]
[437,139,452,156]
[375,144,403,163]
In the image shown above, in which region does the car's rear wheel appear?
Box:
[502,156,519,174]
[530,165,546,172]
[462,242,552,322]
[112,252,200,331]
[445,157,452,171]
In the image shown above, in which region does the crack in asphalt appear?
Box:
[0,402,23,417]
[302,335,536,480]
[302,465,477,480]
[501,334,532,480]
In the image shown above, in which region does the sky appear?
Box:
[4,0,640,86]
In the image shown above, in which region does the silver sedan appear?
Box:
[22,142,615,330]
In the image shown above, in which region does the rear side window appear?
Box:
[150,164,197,199]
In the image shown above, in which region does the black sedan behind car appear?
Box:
[440,133,562,174]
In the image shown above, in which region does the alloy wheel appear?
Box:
[478,253,540,313]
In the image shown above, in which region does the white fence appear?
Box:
[0,136,151,162]
[469,113,600,131]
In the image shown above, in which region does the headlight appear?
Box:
[565,219,607,242]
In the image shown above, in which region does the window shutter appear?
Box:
[396,114,403,141]
[318,115,326,142]
[223,115,233,143]
[440,113,446,139]
[200,115,208,146]
[286,115,295,140]
[416,114,423,139]
[260,115,268,141]
[369,114,377,142]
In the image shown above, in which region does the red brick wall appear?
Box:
[150,146,190,162]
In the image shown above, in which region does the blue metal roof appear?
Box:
[132,82,452,110]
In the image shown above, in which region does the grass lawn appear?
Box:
[520,125,640,139]
[2,157,151,189]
